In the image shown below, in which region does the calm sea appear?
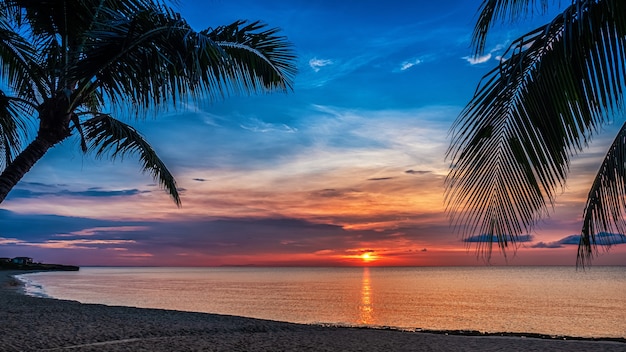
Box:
[16,266,626,338]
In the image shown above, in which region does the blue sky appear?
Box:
[1,0,625,266]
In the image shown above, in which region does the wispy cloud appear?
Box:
[462,44,505,65]
[309,58,333,72]
[300,54,380,87]
[0,237,25,245]
[463,53,491,65]
[54,226,150,238]
[399,58,423,71]
[239,118,297,133]
[30,239,137,249]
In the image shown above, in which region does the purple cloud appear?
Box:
[532,233,626,248]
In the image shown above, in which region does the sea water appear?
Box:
[16,266,626,338]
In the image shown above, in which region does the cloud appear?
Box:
[239,118,297,133]
[0,209,122,239]
[463,234,534,243]
[6,184,144,200]
[192,178,207,182]
[0,237,25,245]
[400,58,423,71]
[0,208,457,266]
[29,239,137,249]
[531,241,564,249]
[532,233,626,248]
[367,177,394,181]
[55,226,150,238]
[405,169,431,175]
[300,54,380,87]
[463,43,506,65]
[309,58,333,72]
[310,189,359,198]
[463,53,491,65]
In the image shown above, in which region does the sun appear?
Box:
[361,252,375,262]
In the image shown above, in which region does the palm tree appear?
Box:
[0,0,296,206]
[446,0,626,266]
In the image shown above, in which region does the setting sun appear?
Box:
[361,252,375,262]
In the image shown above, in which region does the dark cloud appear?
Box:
[463,234,534,243]
[19,182,58,188]
[405,170,431,175]
[68,189,143,197]
[314,189,342,197]
[531,242,564,249]
[192,178,207,182]
[554,235,580,245]
[367,177,394,181]
[6,184,144,200]
[310,188,361,198]
[531,233,626,248]
[0,209,142,242]
[0,210,404,264]
[132,218,365,256]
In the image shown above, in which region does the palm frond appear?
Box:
[472,0,550,55]
[0,90,31,169]
[206,20,297,93]
[82,114,180,206]
[447,0,626,258]
[578,120,626,267]
[3,0,165,96]
[6,0,158,37]
[0,13,44,103]
[71,8,295,116]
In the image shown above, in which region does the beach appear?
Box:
[1,271,624,352]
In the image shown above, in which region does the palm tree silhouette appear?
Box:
[446,0,626,266]
[0,0,296,206]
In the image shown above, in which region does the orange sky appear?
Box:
[1,1,626,267]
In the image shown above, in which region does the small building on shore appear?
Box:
[11,257,33,265]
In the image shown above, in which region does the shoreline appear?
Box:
[2,271,625,351]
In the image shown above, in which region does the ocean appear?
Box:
[16,266,626,338]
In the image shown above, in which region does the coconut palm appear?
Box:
[0,0,296,206]
[446,0,626,266]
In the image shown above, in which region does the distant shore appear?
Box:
[2,271,624,351]
[0,263,79,271]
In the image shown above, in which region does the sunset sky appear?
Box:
[1,0,625,266]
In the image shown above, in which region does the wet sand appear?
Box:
[1,271,624,351]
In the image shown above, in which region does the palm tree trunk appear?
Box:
[0,136,56,204]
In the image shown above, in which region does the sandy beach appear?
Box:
[1,271,624,352]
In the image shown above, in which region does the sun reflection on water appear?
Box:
[359,267,373,325]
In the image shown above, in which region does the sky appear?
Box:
[1,0,626,266]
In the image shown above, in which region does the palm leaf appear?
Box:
[0,12,45,103]
[206,20,297,93]
[472,0,550,55]
[447,0,626,259]
[0,90,31,169]
[71,8,295,116]
[578,120,626,267]
[82,114,180,206]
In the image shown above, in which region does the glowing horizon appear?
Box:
[1,0,625,267]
